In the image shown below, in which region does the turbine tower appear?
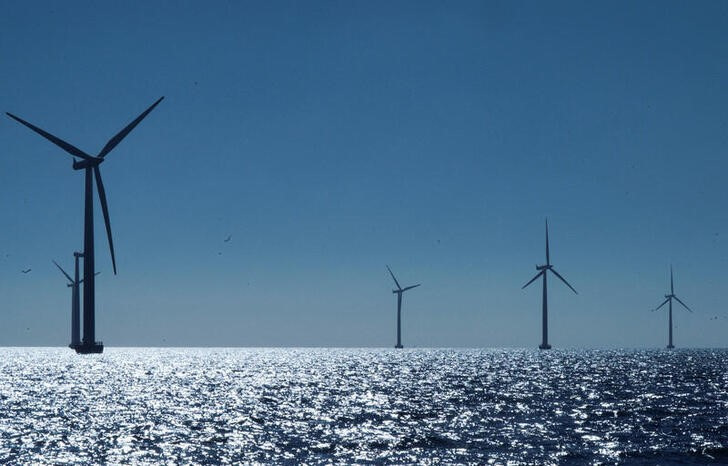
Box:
[53,254,84,349]
[387,265,420,349]
[522,219,577,349]
[651,266,692,349]
[7,97,163,354]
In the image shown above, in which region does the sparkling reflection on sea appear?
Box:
[0,348,727,464]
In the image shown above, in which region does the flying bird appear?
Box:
[21,268,31,274]
[224,235,232,243]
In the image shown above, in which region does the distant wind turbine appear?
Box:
[651,266,692,349]
[7,97,163,353]
[52,253,97,349]
[522,219,577,350]
[53,254,83,349]
[387,265,420,349]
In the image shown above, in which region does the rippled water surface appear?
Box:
[1,348,727,464]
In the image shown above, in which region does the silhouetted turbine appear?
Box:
[8,97,163,353]
[522,219,577,349]
[651,265,692,349]
[53,253,83,349]
[387,265,420,349]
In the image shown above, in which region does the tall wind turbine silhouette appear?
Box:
[522,219,577,349]
[7,97,163,353]
[387,265,420,349]
[652,266,692,349]
[53,254,84,349]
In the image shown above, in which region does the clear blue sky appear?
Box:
[1,1,726,347]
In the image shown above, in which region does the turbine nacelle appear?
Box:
[72,157,103,170]
[536,264,551,271]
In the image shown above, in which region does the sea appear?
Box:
[0,348,726,465]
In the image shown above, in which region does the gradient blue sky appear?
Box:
[1,1,727,347]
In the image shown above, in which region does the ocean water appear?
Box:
[0,348,726,464]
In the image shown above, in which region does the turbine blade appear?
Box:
[522,271,543,289]
[545,218,550,265]
[674,296,693,313]
[94,166,117,274]
[670,265,674,295]
[6,113,93,160]
[97,97,164,158]
[652,298,669,312]
[402,284,420,292]
[550,268,578,294]
[52,260,73,283]
[386,265,402,290]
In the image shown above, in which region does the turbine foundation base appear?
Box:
[666,344,675,350]
[395,344,403,349]
[539,343,552,350]
[74,342,104,354]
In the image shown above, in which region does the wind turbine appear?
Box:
[651,266,692,349]
[7,97,163,353]
[53,253,84,349]
[387,265,420,349]
[522,219,577,349]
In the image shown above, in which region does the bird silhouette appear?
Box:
[224,235,232,243]
[21,268,31,274]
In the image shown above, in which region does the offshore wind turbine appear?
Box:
[522,219,577,350]
[651,266,692,349]
[387,265,420,349]
[7,97,163,353]
[53,253,84,349]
